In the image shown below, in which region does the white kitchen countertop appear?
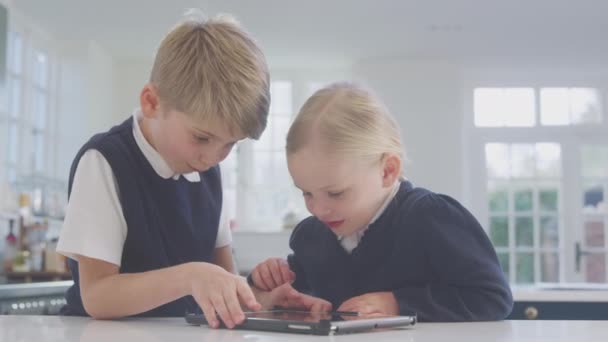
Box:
[2,316,608,341]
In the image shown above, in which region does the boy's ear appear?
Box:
[381,153,401,187]
[140,84,161,119]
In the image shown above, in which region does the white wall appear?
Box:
[112,58,152,117]
[54,40,115,182]
[353,59,465,200]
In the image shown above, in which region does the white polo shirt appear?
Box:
[56,110,232,266]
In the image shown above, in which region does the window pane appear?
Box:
[9,31,23,74]
[504,88,535,127]
[585,253,606,283]
[540,216,559,248]
[254,115,273,151]
[515,216,534,247]
[253,151,272,186]
[539,189,558,211]
[474,88,535,127]
[541,252,559,282]
[583,184,604,213]
[474,88,503,127]
[584,219,604,248]
[536,143,561,178]
[514,189,533,212]
[488,187,509,212]
[272,152,290,185]
[511,144,535,178]
[272,116,290,150]
[570,88,601,124]
[34,132,46,172]
[7,122,19,164]
[9,77,21,119]
[497,252,510,279]
[540,88,570,125]
[34,91,48,130]
[33,50,49,88]
[221,150,238,187]
[7,167,17,183]
[490,216,509,247]
[269,81,292,116]
[541,88,602,125]
[581,145,608,179]
[485,143,510,179]
[516,253,534,283]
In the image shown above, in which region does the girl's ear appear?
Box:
[140,83,161,119]
[381,153,401,187]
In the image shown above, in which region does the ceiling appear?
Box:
[12,0,608,67]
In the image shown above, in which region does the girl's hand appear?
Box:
[337,292,399,316]
[189,262,261,329]
[253,282,332,312]
[250,258,295,291]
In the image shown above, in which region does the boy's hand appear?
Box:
[189,262,261,329]
[253,282,332,312]
[337,292,399,316]
[250,258,295,291]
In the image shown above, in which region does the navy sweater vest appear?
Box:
[62,117,221,317]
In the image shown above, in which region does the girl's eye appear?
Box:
[328,191,344,198]
[302,191,312,198]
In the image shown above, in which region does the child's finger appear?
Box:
[223,287,245,325]
[269,259,286,286]
[259,262,277,289]
[310,300,330,313]
[199,300,219,328]
[251,268,270,291]
[278,259,295,283]
[337,300,356,313]
[237,280,262,311]
[210,294,234,329]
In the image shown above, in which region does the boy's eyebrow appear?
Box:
[194,128,240,144]
[294,183,341,191]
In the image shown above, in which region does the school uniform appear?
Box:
[288,181,513,322]
[57,111,230,317]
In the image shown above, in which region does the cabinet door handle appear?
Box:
[524,306,539,319]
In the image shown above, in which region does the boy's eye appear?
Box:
[302,191,312,198]
[328,191,344,198]
[194,135,210,143]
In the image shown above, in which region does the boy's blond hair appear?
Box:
[150,12,270,139]
[287,82,404,166]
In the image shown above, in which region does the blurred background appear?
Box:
[0,0,607,316]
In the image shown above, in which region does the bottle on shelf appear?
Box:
[3,219,18,272]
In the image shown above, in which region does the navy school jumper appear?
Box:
[287,181,513,322]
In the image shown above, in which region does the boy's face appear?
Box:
[288,143,396,237]
[144,108,244,174]
[140,84,246,174]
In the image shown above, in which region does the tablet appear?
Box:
[185,309,416,335]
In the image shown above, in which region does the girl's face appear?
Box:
[288,143,399,237]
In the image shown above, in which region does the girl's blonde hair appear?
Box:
[150,11,269,139]
[287,82,404,166]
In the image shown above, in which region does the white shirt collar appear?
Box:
[132,109,200,182]
[339,180,401,253]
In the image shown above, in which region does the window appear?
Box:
[2,18,61,219]
[580,145,608,282]
[486,143,562,283]
[470,84,607,285]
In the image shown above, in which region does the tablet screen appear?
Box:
[243,310,399,322]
